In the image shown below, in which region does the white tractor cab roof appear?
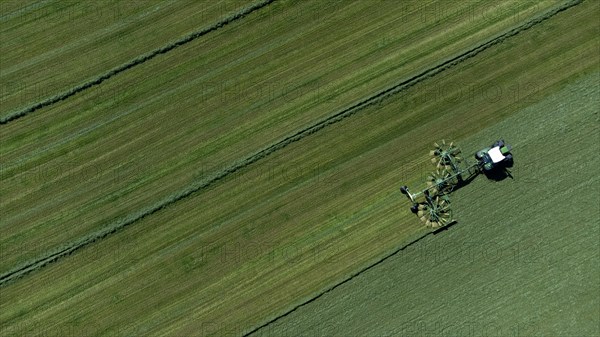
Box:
[487,146,505,163]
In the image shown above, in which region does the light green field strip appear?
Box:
[0,1,596,335]
[255,72,600,337]
[0,0,550,272]
[0,0,260,118]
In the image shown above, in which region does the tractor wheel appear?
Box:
[504,154,514,167]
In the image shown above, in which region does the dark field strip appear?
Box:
[0,0,276,125]
[0,0,582,286]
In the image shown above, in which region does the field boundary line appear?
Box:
[243,231,433,336]
[0,0,277,125]
[0,0,582,286]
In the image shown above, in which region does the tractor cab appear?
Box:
[475,140,513,171]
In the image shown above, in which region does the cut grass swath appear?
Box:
[0,0,277,125]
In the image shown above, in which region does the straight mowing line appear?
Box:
[0,0,277,125]
[0,0,582,287]
[243,231,434,337]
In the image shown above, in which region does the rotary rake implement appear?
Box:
[400,139,513,228]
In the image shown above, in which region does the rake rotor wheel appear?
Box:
[430,139,463,172]
[426,169,454,195]
[416,196,453,228]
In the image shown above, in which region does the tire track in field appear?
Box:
[0,0,277,125]
[0,0,582,286]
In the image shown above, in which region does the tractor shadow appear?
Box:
[457,159,515,185]
[482,162,514,181]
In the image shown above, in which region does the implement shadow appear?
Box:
[430,161,514,235]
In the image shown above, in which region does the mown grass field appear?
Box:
[254,72,600,337]
[1,0,598,336]
[1,0,551,275]
[1,0,256,116]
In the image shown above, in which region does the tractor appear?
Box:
[400,139,513,228]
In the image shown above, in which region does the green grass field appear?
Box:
[1,0,256,116]
[0,0,598,336]
[1,0,552,277]
[253,72,600,337]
